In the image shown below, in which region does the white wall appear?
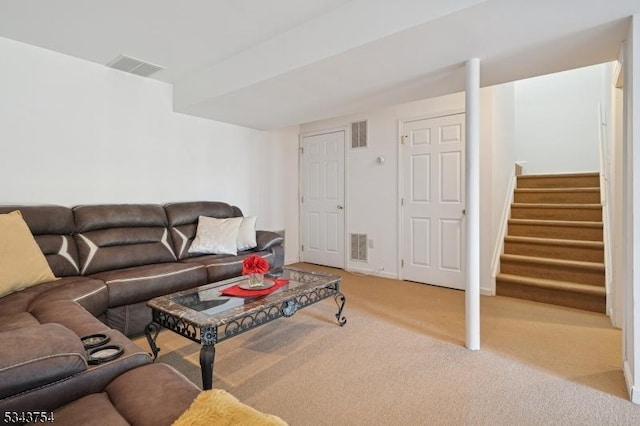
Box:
[300,86,516,294]
[514,64,609,174]
[301,93,460,280]
[262,126,301,265]
[611,64,625,331]
[623,13,640,405]
[0,36,300,263]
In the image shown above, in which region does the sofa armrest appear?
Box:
[0,323,87,399]
[0,328,151,414]
[255,230,283,251]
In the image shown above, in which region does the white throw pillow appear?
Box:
[189,216,243,255]
[237,216,257,251]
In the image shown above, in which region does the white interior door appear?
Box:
[401,114,465,290]
[301,131,345,268]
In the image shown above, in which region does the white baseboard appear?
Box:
[624,360,639,404]
[345,266,493,293]
[481,287,493,296]
[345,266,398,280]
[292,263,492,291]
[284,256,300,265]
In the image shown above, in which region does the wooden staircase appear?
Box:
[496,172,606,313]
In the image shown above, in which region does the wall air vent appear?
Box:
[106,54,164,77]
[350,233,368,262]
[351,120,368,148]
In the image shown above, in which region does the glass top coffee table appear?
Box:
[144,267,346,389]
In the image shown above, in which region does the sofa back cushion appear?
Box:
[0,205,80,277]
[73,204,177,275]
[165,202,241,260]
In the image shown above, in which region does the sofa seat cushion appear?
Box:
[92,263,207,307]
[0,276,106,317]
[50,364,199,426]
[0,312,40,333]
[29,299,110,337]
[0,283,45,316]
[181,250,275,283]
[28,277,108,317]
[50,393,129,426]
[107,364,200,425]
[0,323,86,400]
[180,253,236,266]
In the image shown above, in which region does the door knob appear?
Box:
[337,205,344,210]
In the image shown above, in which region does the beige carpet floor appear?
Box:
[133,264,640,425]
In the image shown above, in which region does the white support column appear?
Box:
[465,57,481,351]
[623,13,640,404]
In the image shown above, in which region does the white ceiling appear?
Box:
[0,0,638,129]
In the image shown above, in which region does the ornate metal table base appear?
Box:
[199,345,215,390]
[335,293,347,326]
[145,281,346,390]
[144,322,162,359]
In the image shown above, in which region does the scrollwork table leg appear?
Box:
[144,322,161,360]
[335,293,347,326]
[199,326,217,390]
[199,345,216,390]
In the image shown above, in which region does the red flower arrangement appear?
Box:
[242,254,269,275]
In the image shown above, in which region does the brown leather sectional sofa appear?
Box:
[0,201,284,424]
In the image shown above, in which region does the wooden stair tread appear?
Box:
[504,235,604,248]
[511,203,602,209]
[515,188,599,193]
[500,254,604,271]
[496,273,606,297]
[518,172,599,179]
[508,218,603,227]
[502,171,605,312]
[516,173,600,189]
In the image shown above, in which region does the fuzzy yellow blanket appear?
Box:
[172,389,288,426]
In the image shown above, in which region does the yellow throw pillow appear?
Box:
[172,389,287,426]
[0,210,57,297]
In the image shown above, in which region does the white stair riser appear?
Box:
[504,241,604,262]
[511,206,602,221]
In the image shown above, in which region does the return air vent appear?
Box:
[106,55,164,77]
[351,120,368,148]
[350,233,368,262]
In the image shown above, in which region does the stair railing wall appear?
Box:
[490,169,517,290]
[598,101,615,324]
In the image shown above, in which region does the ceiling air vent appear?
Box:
[350,233,368,262]
[106,55,164,77]
[351,120,368,148]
